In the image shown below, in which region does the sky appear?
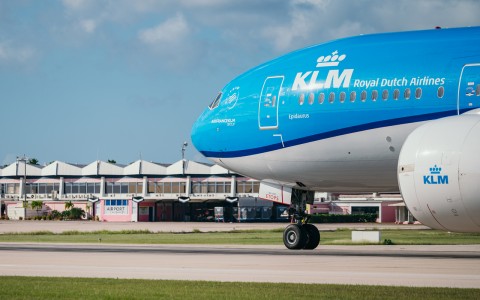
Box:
[1,0,479,166]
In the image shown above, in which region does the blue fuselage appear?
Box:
[191,27,480,192]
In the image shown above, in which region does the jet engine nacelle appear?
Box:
[398,111,480,232]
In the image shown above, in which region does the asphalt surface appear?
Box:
[0,221,478,288]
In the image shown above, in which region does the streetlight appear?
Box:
[181,141,188,161]
[16,155,28,208]
[181,142,188,174]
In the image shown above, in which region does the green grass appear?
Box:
[0,276,478,300]
[320,229,480,245]
[0,228,479,245]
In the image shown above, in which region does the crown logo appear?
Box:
[429,165,442,174]
[316,50,347,67]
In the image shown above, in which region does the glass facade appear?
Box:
[2,177,259,197]
[148,181,186,194]
[236,181,260,193]
[27,183,60,194]
[191,181,231,194]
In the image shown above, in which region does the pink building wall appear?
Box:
[99,199,133,222]
[138,202,155,222]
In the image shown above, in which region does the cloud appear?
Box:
[138,13,190,45]
[62,0,93,11]
[0,41,35,64]
[79,19,97,33]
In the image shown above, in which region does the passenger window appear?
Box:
[361,91,367,102]
[350,91,356,102]
[299,94,305,105]
[415,88,422,99]
[437,86,445,98]
[371,90,378,101]
[339,92,346,103]
[329,92,335,103]
[393,89,400,100]
[404,88,411,100]
[476,84,480,96]
[308,93,314,105]
[209,92,222,110]
[382,89,388,101]
[318,93,325,104]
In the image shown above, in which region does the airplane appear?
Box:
[191,26,480,250]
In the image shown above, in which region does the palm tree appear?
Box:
[64,200,74,210]
[28,158,39,165]
[31,200,43,216]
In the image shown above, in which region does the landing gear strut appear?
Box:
[283,189,320,250]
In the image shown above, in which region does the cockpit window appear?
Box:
[209,92,222,110]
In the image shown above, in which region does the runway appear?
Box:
[0,243,479,288]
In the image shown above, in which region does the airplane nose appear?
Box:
[190,114,205,154]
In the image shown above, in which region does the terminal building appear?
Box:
[0,159,414,224]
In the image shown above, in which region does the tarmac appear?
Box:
[0,221,478,288]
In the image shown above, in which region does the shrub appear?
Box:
[68,208,85,220]
[309,213,377,223]
[383,239,394,245]
[49,210,62,220]
[61,210,71,219]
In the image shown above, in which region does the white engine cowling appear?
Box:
[398,111,480,232]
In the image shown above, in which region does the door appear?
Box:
[258,76,284,130]
[458,64,480,114]
[148,206,154,222]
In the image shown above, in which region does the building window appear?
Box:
[27,183,38,194]
[6,183,20,194]
[105,199,128,206]
[72,183,79,194]
[79,183,86,194]
[86,182,100,194]
[38,183,46,194]
[236,181,260,193]
[113,183,121,194]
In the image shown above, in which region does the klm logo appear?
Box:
[316,51,347,67]
[292,50,353,91]
[423,165,449,185]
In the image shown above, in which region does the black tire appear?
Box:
[283,224,307,250]
[303,224,320,250]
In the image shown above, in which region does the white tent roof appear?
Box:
[0,159,232,177]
